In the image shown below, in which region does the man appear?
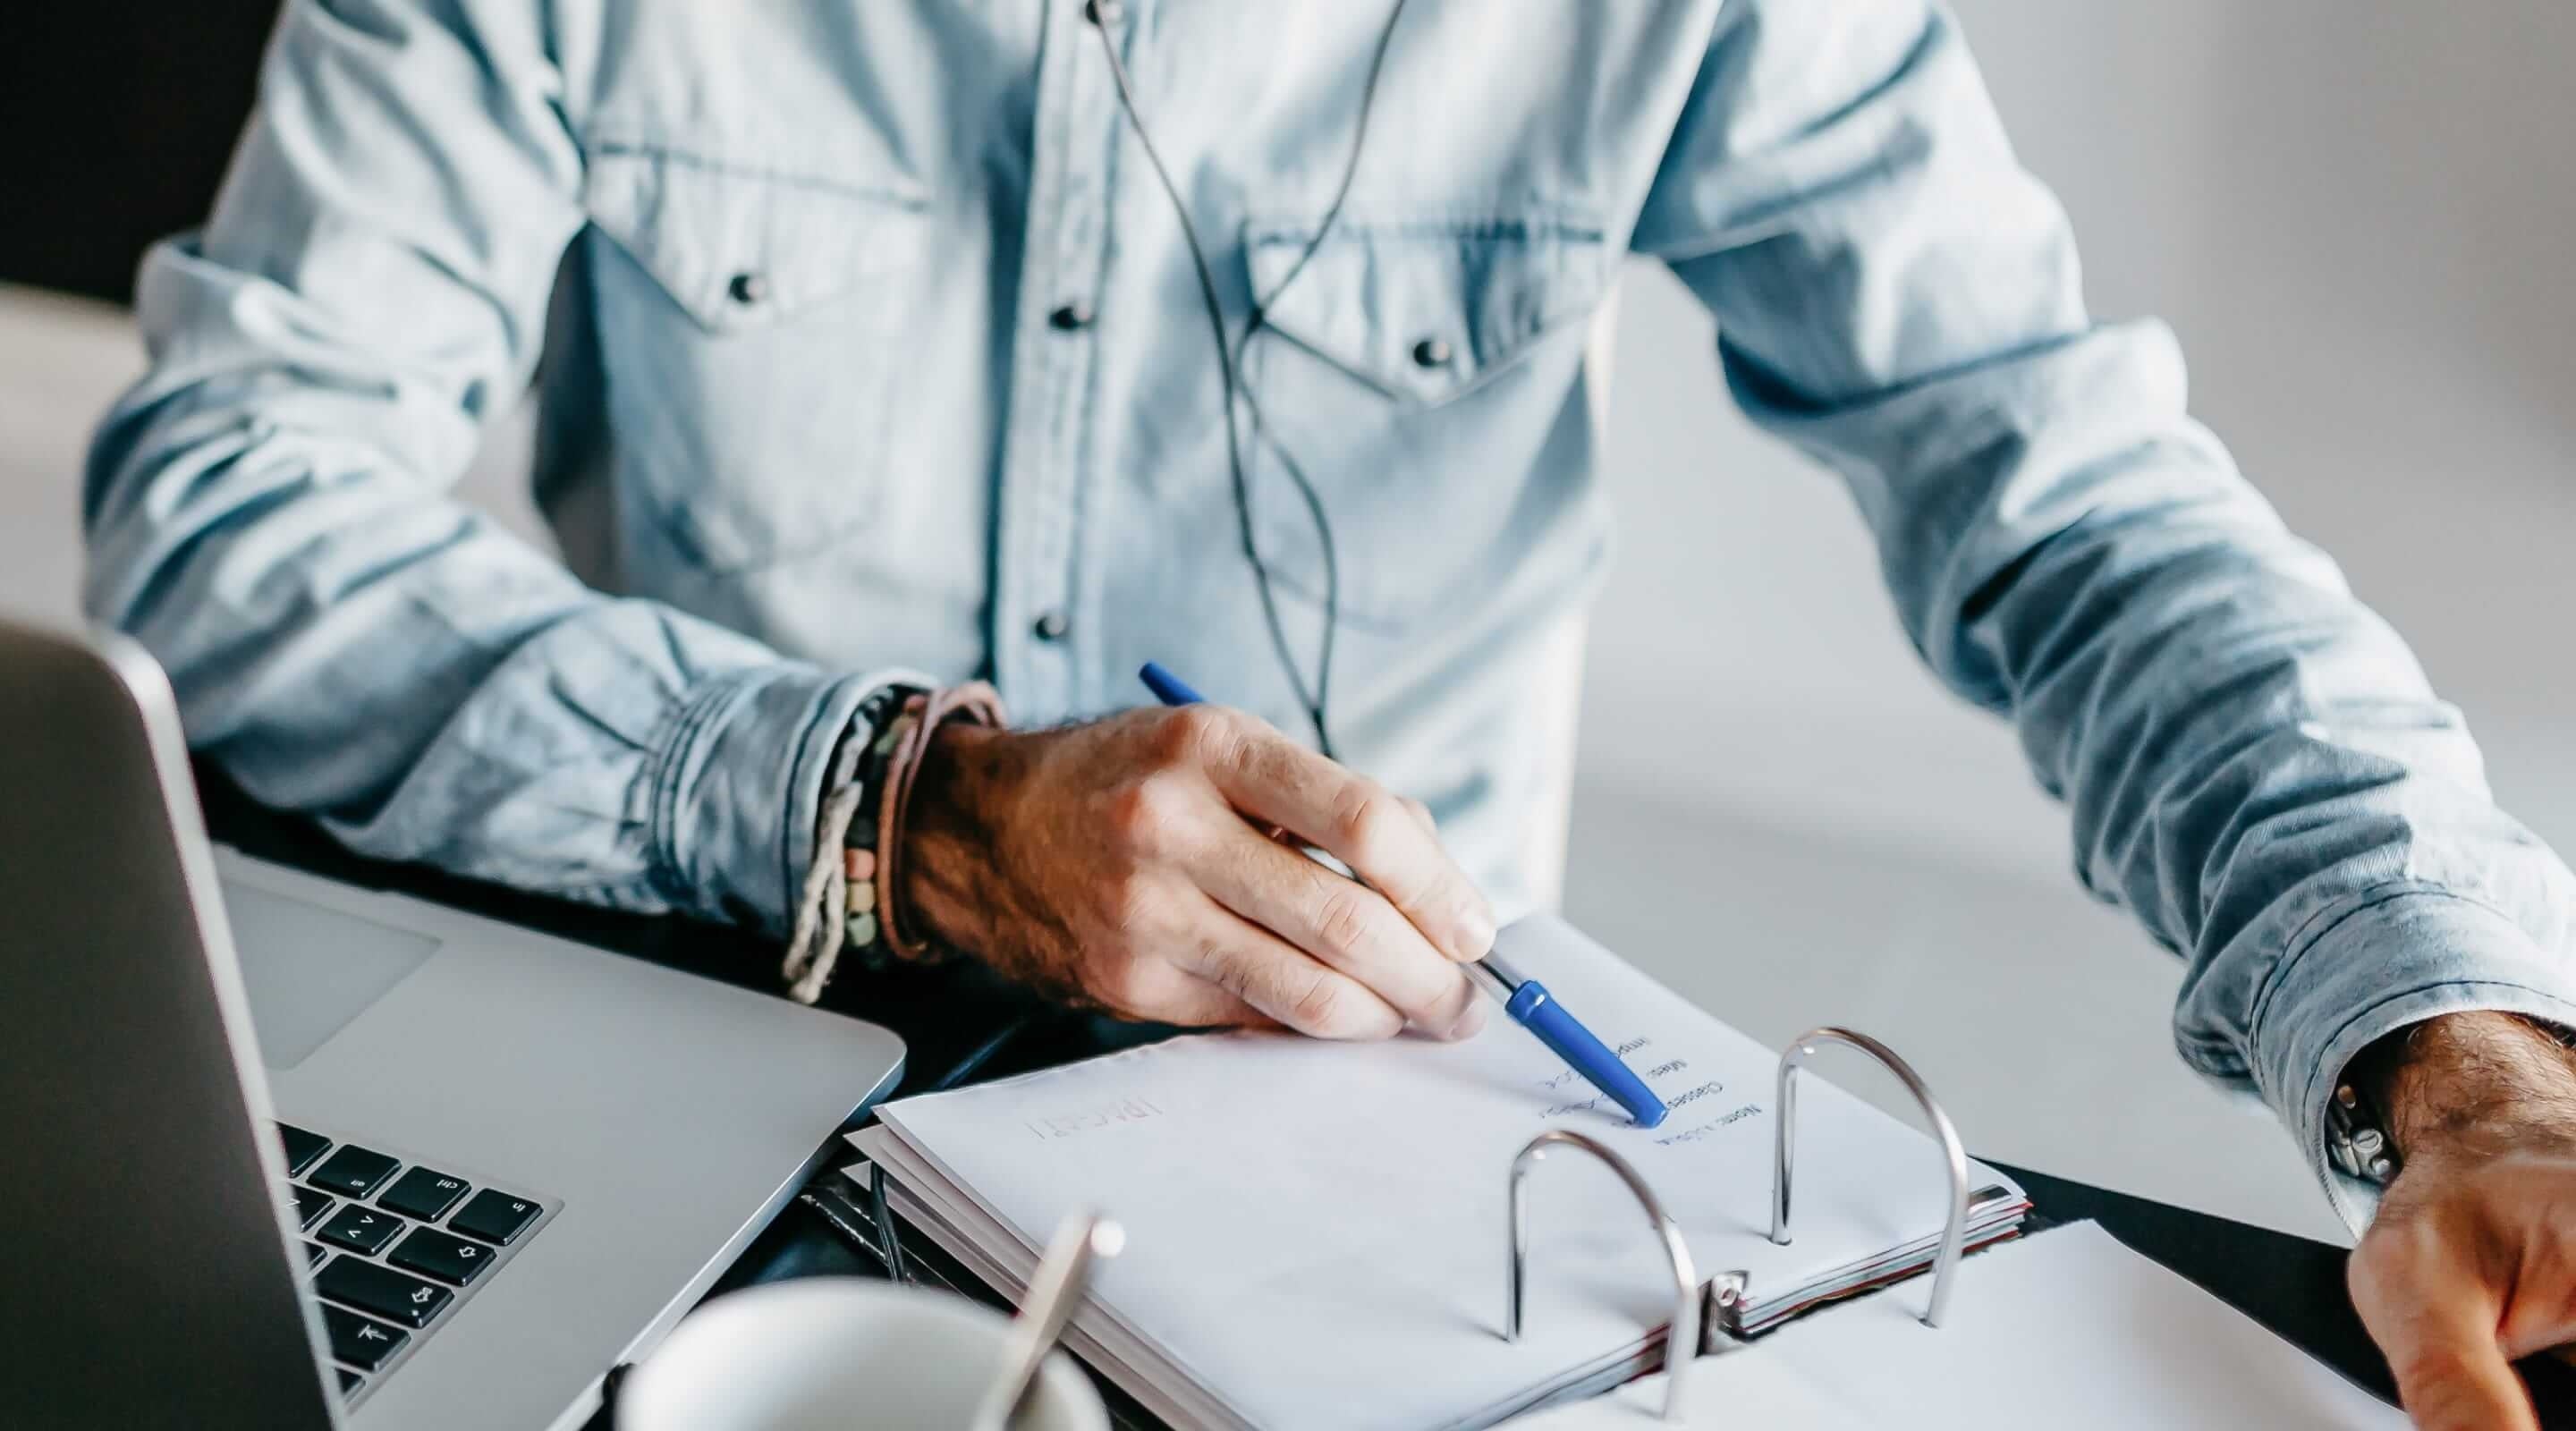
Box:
[80,1,2576,1423]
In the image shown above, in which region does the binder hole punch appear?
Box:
[1506,1130,1700,1424]
[1767,1026,1970,1329]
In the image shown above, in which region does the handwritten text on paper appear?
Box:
[1024,1097,1167,1141]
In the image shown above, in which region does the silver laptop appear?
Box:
[0,620,907,1429]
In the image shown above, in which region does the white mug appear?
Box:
[618,1278,1109,1431]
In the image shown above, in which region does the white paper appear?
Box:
[869,914,2022,1431]
[1505,1222,2404,1429]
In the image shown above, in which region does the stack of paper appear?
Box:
[848,915,2029,1430]
[1503,1222,2404,1428]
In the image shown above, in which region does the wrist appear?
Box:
[2358,1011,2576,1167]
[898,721,1011,956]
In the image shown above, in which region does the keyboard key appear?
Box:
[292,1184,335,1230]
[318,1202,405,1256]
[309,1145,400,1198]
[377,1166,470,1222]
[320,1303,409,1372]
[389,1226,496,1286]
[448,1189,541,1246]
[336,1367,364,1395]
[317,1255,453,1329]
[302,1241,330,1268]
[275,1123,331,1177]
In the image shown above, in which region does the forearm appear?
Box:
[88,247,901,937]
[80,0,902,940]
[1978,459,2576,1223]
[87,394,891,932]
[1711,284,2576,1203]
[1640,2,2576,1412]
[2362,1012,2576,1167]
[1648,0,2576,1204]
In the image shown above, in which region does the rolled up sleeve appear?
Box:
[2253,887,2576,1226]
[1634,0,2576,1224]
[81,0,891,937]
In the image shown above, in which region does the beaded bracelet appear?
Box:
[781,682,912,1003]
[779,681,1004,1003]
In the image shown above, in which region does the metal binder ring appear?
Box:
[1506,1130,1700,1424]
[1767,1026,1970,1328]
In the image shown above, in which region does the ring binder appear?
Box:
[1505,1130,1700,1424]
[1765,1026,1970,1329]
[849,916,2035,1428]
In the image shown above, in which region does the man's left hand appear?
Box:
[2347,1011,2576,1431]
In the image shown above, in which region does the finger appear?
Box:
[1194,822,1483,1039]
[2351,1232,2538,1431]
[1172,897,1405,1040]
[1196,715,1495,963]
[1130,972,1280,1033]
[1066,889,1278,1030]
[1400,795,1436,834]
[1077,937,1281,1030]
[2377,1311,2533,1431]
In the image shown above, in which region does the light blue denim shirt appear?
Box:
[85,0,2576,1222]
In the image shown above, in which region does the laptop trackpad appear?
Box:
[223,880,440,1070]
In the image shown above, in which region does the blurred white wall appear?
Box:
[1567,0,2576,1241]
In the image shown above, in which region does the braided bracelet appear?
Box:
[780,682,1004,1003]
[874,682,1006,965]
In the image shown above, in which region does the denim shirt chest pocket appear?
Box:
[580,141,935,575]
[1240,208,1613,631]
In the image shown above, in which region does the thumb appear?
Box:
[2351,1243,2537,1431]
[2385,1329,2532,1431]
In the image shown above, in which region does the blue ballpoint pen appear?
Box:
[1138,661,1668,1129]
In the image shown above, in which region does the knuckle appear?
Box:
[2345,1219,2445,1320]
[1150,703,1236,766]
[1199,943,1258,1002]
[1329,781,1397,861]
[1104,776,1186,852]
[1285,970,1355,1034]
[1309,885,1378,963]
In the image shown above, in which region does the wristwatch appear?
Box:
[2325,1080,2401,1185]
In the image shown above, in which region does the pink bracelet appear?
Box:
[873,681,1006,964]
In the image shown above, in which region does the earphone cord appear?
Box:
[1089,0,1411,763]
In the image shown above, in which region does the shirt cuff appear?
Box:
[644,661,933,938]
[2251,883,2576,1234]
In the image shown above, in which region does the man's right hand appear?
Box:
[896,705,1496,1040]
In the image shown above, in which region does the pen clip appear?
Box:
[1506,1130,1700,1424]
[1764,1026,1970,1330]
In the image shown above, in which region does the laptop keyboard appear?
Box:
[274,1122,551,1407]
